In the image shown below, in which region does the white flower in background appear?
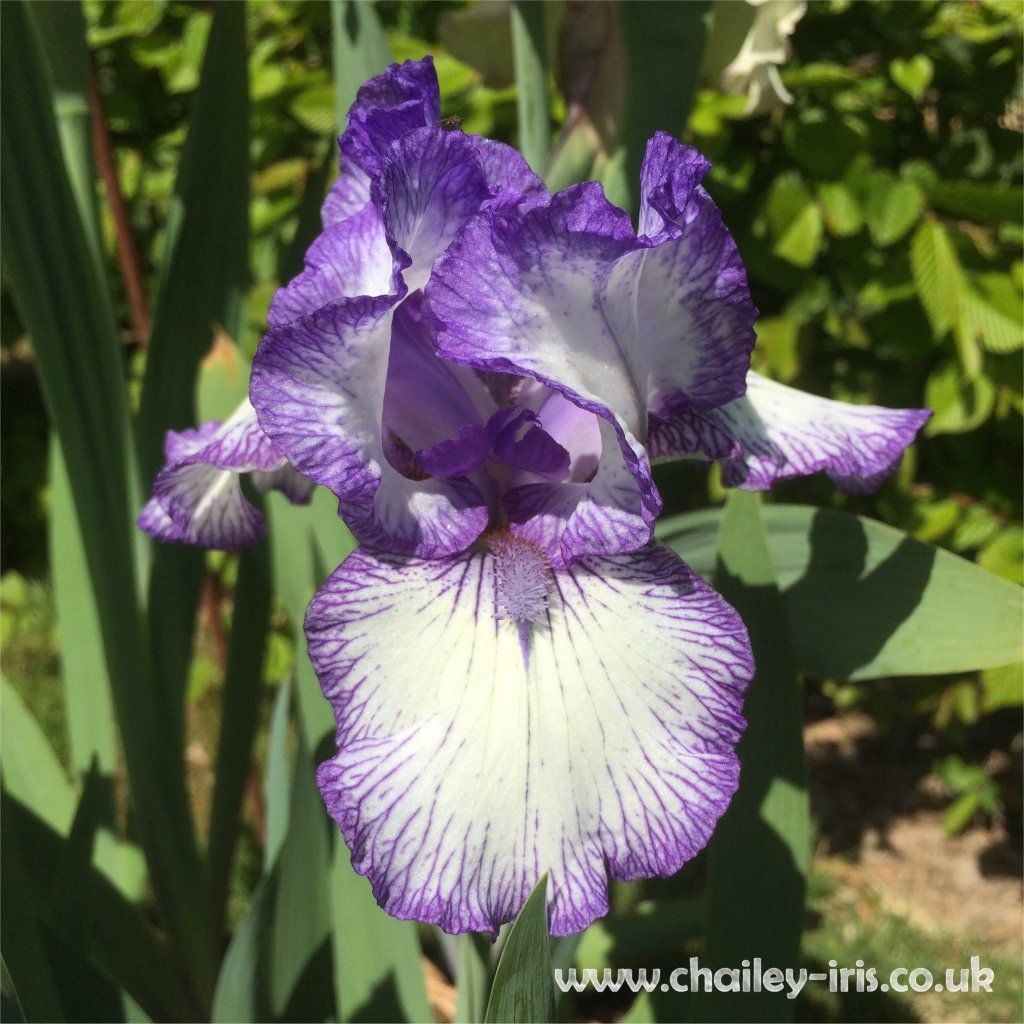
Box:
[704,0,807,115]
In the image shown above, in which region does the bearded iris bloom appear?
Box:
[141,57,928,936]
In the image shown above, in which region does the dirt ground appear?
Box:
[806,711,1022,950]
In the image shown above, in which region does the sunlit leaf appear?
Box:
[659,504,1023,680]
[910,220,963,338]
[484,876,554,1024]
[889,55,934,102]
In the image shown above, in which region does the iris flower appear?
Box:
[140,58,928,936]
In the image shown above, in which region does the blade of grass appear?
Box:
[689,490,809,1023]
[0,1,213,1000]
[510,1,550,173]
[483,876,554,1024]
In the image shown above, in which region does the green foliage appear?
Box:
[691,492,809,1024]
[484,876,556,1024]
[935,755,1003,834]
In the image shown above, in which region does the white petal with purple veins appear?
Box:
[140,399,310,550]
[648,371,931,493]
[269,203,397,327]
[377,128,495,292]
[309,539,752,937]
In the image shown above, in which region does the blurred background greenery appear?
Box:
[1,2,1021,1022]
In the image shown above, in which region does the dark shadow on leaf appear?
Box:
[783,508,936,681]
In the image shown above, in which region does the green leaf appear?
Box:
[925,361,995,434]
[5,796,193,1022]
[50,444,119,779]
[135,11,251,951]
[206,540,273,938]
[1,803,65,1024]
[291,82,336,135]
[30,1,121,805]
[263,677,293,869]
[332,848,432,1023]
[331,0,393,119]
[1,1,211,993]
[980,662,1024,714]
[265,492,427,1022]
[864,173,924,247]
[213,712,335,1024]
[618,1,711,214]
[658,504,1024,681]
[978,527,1024,584]
[766,173,814,239]
[510,1,550,173]
[943,791,980,834]
[925,179,1024,223]
[690,491,808,1024]
[958,281,1023,354]
[889,55,934,102]
[783,110,867,180]
[455,935,492,1024]
[138,0,250,480]
[0,679,75,836]
[484,876,554,1024]
[211,863,278,1024]
[910,220,963,338]
[817,182,863,237]
[268,719,334,1021]
[753,316,801,382]
[774,202,824,267]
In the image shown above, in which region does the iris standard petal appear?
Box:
[340,57,441,177]
[322,57,546,229]
[309,539,752,937]
[251,296,489,557]
[376,127,495,292]
[321,57,440,229]
[269,202,398,326]
[424,184,671,563]
[638,131,713,241]
[648,370,932,492]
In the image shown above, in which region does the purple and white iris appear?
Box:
[140,57,929,936]
[138,399,313,549]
